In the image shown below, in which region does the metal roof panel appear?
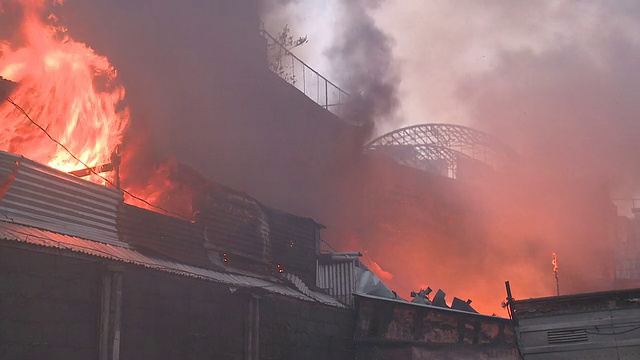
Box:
[0,220,345,308]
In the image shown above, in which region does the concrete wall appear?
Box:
[259,295,356,360]
[354,295,517,360]
[0,246,100,360]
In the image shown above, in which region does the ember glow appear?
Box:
[0,0,128,174]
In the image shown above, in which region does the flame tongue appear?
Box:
[0,1,129,174]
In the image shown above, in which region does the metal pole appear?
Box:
[505,281,515,319]
[111,146,121,190]
[552,252,560,296]
[325,80,328,109]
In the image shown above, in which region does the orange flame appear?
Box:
[0,0,129,174]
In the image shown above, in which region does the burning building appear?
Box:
[0,151,354,359]
[0,2,628,358]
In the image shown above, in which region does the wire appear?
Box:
[586,325,640,336]
[5,97,188,220]
[321,238,338,253]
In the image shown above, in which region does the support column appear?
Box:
[244,295,260,360]
[99,265,124,360]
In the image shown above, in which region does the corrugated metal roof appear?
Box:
[0,220,345,308]
[0,151,126,247]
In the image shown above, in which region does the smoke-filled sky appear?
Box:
[265,0,640,312]
[267,0,640,199]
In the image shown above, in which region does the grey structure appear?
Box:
[512,288,640,359]
[365,124,515,178]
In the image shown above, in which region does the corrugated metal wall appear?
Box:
[194,183,321,285]
[270,210,319,286]
[195,187,271,263]
[117,204,212,268]
[317,261,355,307]
[0,151,125,247]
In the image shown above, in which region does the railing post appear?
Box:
[325,80,328,109]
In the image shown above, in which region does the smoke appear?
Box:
[376,0,640,193]
[327,0,400,131]
[343,0,640,313]
[4,0,635,315]
[261,0,401,132]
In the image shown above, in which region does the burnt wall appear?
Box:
[355,295,517,360]
[120,268,245,360]
[259,295,355,360]
[0,246,100,360]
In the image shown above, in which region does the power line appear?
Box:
[321,238,338,253]
[5,97,188,220]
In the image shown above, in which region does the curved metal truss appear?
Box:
[364,123,515,179]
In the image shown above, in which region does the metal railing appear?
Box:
[260,30,349,118]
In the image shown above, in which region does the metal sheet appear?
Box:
[0,151,126,247]
[513,291,640,359]
[318,261,355,306]
[0,220,345,308]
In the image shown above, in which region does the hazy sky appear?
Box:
[267,0,640,135]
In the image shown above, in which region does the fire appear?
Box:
[0,1,129,174]
[121,155,195,219]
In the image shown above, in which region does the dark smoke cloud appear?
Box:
[327,0,400,130]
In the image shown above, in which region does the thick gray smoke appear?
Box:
[361,0,640,309]
[376,1,640,196]
[263,0,401,131]
[458,20,640,200]
[326,0,399,130]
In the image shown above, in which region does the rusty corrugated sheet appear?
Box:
[0,151,125,247]
[0,220,345,308]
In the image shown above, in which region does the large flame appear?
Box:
[0,1,128,173]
